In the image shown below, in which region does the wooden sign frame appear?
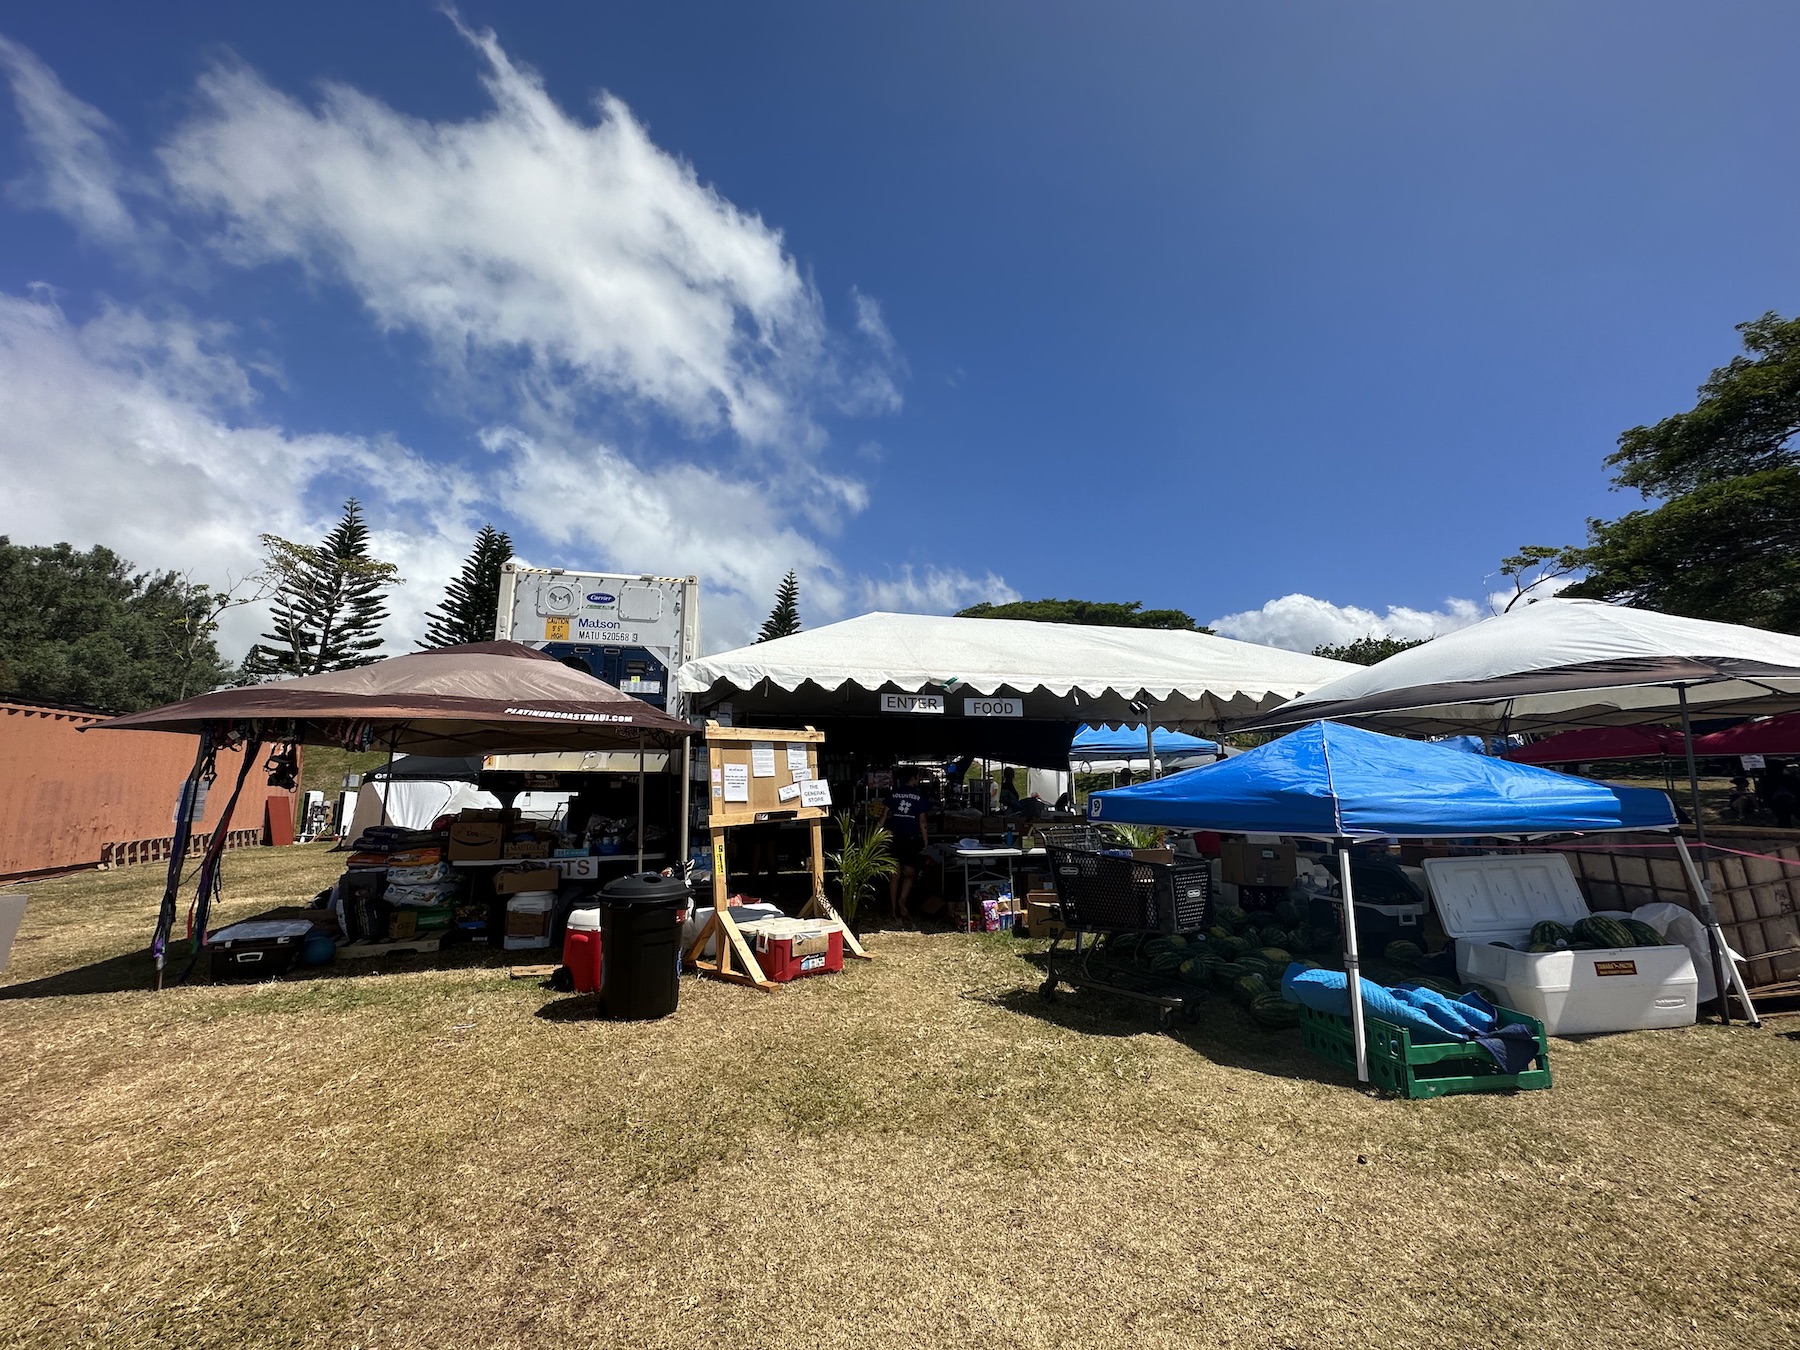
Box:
[686,721,869,990]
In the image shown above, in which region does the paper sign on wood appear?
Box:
[722,763,750,802]
[799,779,832,808]
[751,743,776,777]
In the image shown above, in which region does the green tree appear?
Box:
[0,538,234,710]
[955,598,1212,632]
[1531,312,1800,633]
[420,524,513,648]
[1311,635,1429,666]
[243,500,402,677]
[756,569,802,642]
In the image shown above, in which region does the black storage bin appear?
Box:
[1045,846,1211,934]
[208,919,318,982]
[599,872,689,1020]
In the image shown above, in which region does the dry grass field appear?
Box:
[4,844,1799,1350]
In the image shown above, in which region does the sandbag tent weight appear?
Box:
[686,722,869,989]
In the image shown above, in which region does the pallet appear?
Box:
[336,935,442,959]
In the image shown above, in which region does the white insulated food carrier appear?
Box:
[1423,854,1697,1036]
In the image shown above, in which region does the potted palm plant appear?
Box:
[828,811,897,926]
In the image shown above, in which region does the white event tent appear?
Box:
[677,612,1355,732]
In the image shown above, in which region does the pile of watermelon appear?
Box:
[1522,915,1667,953]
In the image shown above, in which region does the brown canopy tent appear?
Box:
[89,642,695,984]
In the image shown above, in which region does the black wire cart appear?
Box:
[1039,843,1213,1027]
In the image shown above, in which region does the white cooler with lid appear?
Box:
[1424,854,1697,1035]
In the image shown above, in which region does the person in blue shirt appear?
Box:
[878,768,929,919]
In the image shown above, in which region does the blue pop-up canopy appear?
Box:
[1087,722,1677,1083]
[1087,721,1676,838]
[1070,724,1220,763]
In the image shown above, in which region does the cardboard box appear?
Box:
[458,807,517,823]
[1025,897,1066,940]
[1131,848,1175,865]
[502,838,551,859]
[505,907,551,938]
[390,909,419,940]
[448,822,504,861]
[1221,839,1296,888]
[493,867,559,896]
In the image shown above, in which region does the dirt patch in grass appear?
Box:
[3,847,1799,1349]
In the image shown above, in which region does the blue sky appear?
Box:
[3,2,1798,655]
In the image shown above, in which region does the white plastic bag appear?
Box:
[1596,905,1743,1003]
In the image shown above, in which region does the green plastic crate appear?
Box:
[1298,1002,1553,1100]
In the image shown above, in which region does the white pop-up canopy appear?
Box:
[677,612,1354,730]
[1239,599,1800,1026]
[1239,599,1800,736]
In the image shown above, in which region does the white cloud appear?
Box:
[0,29,1010,666]
[857,566,1018,617]
[159,20,894,457]
[1210,593,1486,653]
[0,290,481,654]
[0,33,136,243]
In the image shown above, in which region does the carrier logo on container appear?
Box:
[585,592,617,605]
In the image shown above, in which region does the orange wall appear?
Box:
[0,702,292,879]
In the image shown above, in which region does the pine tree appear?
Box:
[756,570,802,642]
[243,500,402,677]
[420,525,514,648]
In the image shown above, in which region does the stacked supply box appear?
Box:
[1424,854,1697,1035]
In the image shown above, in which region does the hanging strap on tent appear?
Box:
[152,726,218,985]
[174,737,264,986]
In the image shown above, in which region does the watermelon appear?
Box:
[1529,920,1572,948]
[1212,961,1248,989]
[1256,946,1293,967]
[1250,992,1301,1028]
[1257,924,1289,948]
[1574,915,1635,950]
[1273,899,1301,926]
[1208,924,1233,943]
[1165,934,1190,950]
[1232,974,1270,1005]
[1621,917,1665,947]
[1526,942,1559,953]
[1414,976,1463,999]
[1217,906,1251,933]
[1384,939,1424,966]
[1109,932,1143,954]
[1212,934,1248,961]
[1177,956,1213,985]
[1570,941,1600,951]
[1310,925,1339,953]
[1149,950,1184,974]
[1236,956,1273,978]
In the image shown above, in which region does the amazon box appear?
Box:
[448,822,504,861]
[493,867,559,896]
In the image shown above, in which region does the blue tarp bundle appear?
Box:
[1070,724,1219,760]
[1086,720,1677,838]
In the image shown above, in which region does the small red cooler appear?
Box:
[562,905,603,994]
[741,918,843,982]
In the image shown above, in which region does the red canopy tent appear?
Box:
[1692,712,1800,757]
[1504,724,1684,765]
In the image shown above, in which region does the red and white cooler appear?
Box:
[740,917,844,983]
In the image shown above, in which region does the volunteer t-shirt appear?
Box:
[883,788,926,837]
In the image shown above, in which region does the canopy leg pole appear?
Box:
[678,734,691,881]
[1338,843,1369,1084]
[636,738,647,871]
[1673,834,1760,1028]
[377,735,397,830]
[1677,686,1736,1025]
[1145,723,1158,780]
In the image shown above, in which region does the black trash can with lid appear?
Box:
[599,872,690,1020]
